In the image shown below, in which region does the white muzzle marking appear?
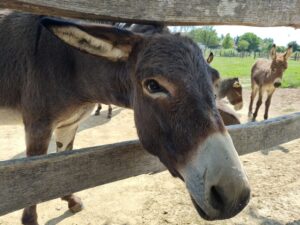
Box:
[179,132,249,218]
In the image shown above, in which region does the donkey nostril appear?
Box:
[274,82,281,88]
[209,184,250,218]
[210,186,225,210]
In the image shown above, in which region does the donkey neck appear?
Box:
[74,53,133,108]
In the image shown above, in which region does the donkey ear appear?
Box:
[41,17,143,61]
[284,45,293,60]
[206,52,214,64]
[270,44,277,60]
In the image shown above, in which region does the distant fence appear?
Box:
[293,52,300,61]
[206,50,300,60]
[0,0,300,217]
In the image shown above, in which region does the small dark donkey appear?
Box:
[249,44,292,121]
[217,78,243,125]
[217,78,243,110]
[206,53,243,125]
[0,11,250,225]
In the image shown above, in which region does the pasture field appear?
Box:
[210,56,300,88]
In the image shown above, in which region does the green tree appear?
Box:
[219,34,225,43]
[260,38,274,53]
[188,26,220,49]
[222,33,234,49]
[276,46,286,53]
[239,32,261,52]
[288,41,300,52]
[237,40,249,52]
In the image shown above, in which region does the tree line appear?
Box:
[185,26,300,59]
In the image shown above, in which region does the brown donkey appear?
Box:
[0,11,250,225]
[206,53,243,125]
[248,45,292,121]
[217,78,243,111]
[206,53,243,111]
[217,78,243,125]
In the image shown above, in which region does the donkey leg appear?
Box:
[248,86,258,117]
[22,206,38,225]
[54,124,83,213]
[264,90,275,120]
[107,104,112,119]
[61,195,83,213]
[252,87,263,121]
[94,104,102,116]
[22,121,52,225]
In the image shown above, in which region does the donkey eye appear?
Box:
[144,79,166,93]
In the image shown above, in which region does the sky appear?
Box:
[170,26,300,46]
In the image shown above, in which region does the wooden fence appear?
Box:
[1,0,300,217]
[1,0,300,27]
[1,113,300,216]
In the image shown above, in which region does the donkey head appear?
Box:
[219,78,243,110]
[41,18,250,220]
[270,44,293,87]
[205,53,243,110]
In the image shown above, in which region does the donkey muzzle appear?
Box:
[179,132,250,220]
[273,78,282,88]
[274,82,281,88]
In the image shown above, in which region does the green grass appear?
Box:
[209,56,300,88]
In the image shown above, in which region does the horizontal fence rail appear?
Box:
[0,0,300,27]
[0,112,300,216]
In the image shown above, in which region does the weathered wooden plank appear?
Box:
[229,112,300,155]
[0,112,300,216]
[0,0,300,27]
[0,140,165,216]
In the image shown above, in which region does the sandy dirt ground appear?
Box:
[0,88,299,225]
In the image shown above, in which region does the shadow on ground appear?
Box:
[78,108,123,132]
[45,210,74,225]
[261,145,289,155]
[248,207,300,225]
